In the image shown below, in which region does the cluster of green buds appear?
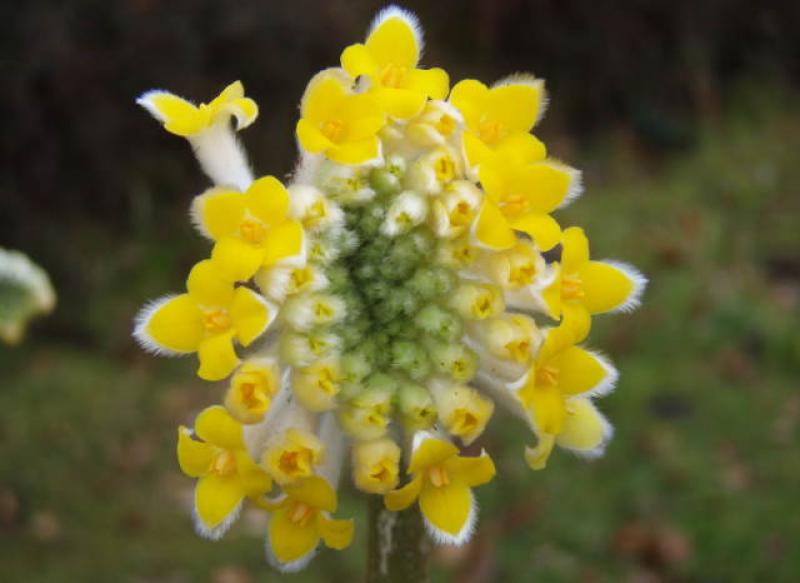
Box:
[133,5,646,571]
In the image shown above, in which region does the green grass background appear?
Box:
[1,82,798,582]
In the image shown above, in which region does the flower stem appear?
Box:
[365,496,430,583]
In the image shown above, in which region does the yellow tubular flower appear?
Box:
[264,476,354,572]
[177,406,272,539]
[137,80,258,138]
[449,75,546,169]
[296,70,386,165]
[261,428,324,486]
[473,148,581,252]
[352,438,401,494]
[292,359,342,412]
[134,260,276,381]
[429,380,495,446]
[191,176,306,282]
[542,226,648,342]
[224,358,280,424]
[385,432,495,544]
[340,7,449,120]
[513,325,618,470]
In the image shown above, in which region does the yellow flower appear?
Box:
[429,380,495,446]
[449,75,546,169]
[137,80,257,137]
[224,358,280,424]
[296,70,385,165]
[177,406,272,539]
[473,148,580,251]
[263,476,354,571]
[541,226,648,342]
[513,325,616,470]
[134,260,275,381]
[191,176,306,282]
[261,428,324,486]
[385,432,495,544]
[341,7,449,119]
[352,438,401,494]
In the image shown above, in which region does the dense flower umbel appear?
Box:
[133,5,646,571]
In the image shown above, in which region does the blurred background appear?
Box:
[1,1,799,581]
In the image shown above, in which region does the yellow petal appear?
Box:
[296,118,334,153]
[486,79,545,132]
[140,294,203,353]
[419,480,472,537]
[408,435,459,474]
[537,323,576,364]
[197,330,240,381]
[235,450,272,497]
[187,260,235,307]
[511,162,575,214]
[462,131,493,169]
[449,79,488,130]
[318,515,355,550]
[384,474,423,511]
[373,87,426,119]
[557,398,611,453]
[407,67,450,100]
[214,80,244,102]
[195,405,244,450]
[218,97,258,131]
[341,43,377,78]
[301,72,347,124]
[192,188,247,241]
[445,453,496,487]
[524,433,555,470]
[541,271,562,320]
[230,287,272,347]
[548,346,614,396]
[211,237,267,282]
[268,505,320,564]
[327,136,381,165]
[262,220,305,266]
[579,261,641,314]
[474,201,515,250]
[561,226,590,273]
[283,476,337,513]
[246,176,289,226]
[561,302,592,343]
[366,10,419,68]
[195,473,244,530]
[177,426,214,477]
[138,91,205,137]
[510,213,562,251]
[496,132,547,162]
[339,94,385,139]
[526,384,566,435]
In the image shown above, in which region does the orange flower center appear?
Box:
[380,64,408,88]
[239,218,267,245]
[536,364,559,387]
[289,502,315,526]
[449,201,473,227]
[478,119,504,144]
[321,118,346,142]
[210,450,237,476]
[434,156,456,182]
[561,274,585,300]
[498,193,531,217]
[435,114,457,136]
[428,465,450,488]
[509,262,536,286]
[505,339,531,363]
[279,449,312,477]
[202,309,231,333]
[452,408,479,434]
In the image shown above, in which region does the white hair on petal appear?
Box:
[583,350,619,398]
[422,490,478,546]
[602,260,648,314]
[189,122,254,191]
[189,187,231,241]
[136,90,185,123]
[547,161,583,209]
[369,5,424,56]
[559,400,614,460]
[192,498,242,541]
[132,295,186,357]
[265,535,318,573]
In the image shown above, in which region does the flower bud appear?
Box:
[261,427,324,485]
[280,330,341,367]
[414,304,463,341]
[352,438,401,494]
[292,358,342,411]
[224,357,281,424]
[429,379,494,445]
[429,341,478,381]
[283,293,347,331]
[381,191,428,237]
[450,283,505,320]
[397,382,437,432]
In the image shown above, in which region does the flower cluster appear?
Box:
[134,6,646,571]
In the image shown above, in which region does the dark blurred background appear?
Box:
[1,1,799,582]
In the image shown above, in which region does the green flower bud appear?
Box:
[414,304,463,341]
[428,341,478,382]
[391,340,432,381]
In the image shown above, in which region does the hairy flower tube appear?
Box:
[133,5,647,572]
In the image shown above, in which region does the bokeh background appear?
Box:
[2,1,799,581]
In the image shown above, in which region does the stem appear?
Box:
[365,497,430,583]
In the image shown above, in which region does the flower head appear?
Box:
[133,3,646,572]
